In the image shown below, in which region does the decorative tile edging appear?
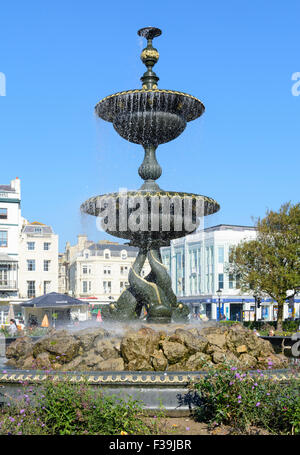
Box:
[0,369,298,386]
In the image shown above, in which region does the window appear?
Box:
[27,259,35,271]
[44,242,51,250]
[44,281,51,294]
[82,281,88,293]
[34,227,42,233]
[120,281,124,292]
[218,247,224,264]
[121,250,127,260]
[120,266,128,275]
[218,273,224,290]
[236,274,241,289]
[27,242,35,250]
[27,281,35,298]
[44,260,50,271]
[229,274,234,289]
[104,249,110,259]
[0,231,7,247]
[82,266,88,274]
[103,281,111,294]
[0,208,7,219]
[104,265,111,275]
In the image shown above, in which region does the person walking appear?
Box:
[8,319,18,336]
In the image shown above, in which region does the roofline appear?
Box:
[204,224,256,231]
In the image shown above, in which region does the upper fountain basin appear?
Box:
[95,89,205,147]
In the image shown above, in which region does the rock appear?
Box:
[222,352,241,368]
[205,333,226,350]
[32,330,81,363]
[83,350,103,368]
[61,356,85,372]
[186,328,200,337]
[257,354,288,369]
[236,345,248,354]
[73,329,100,351]
[185,352,212,370]
[173,329,208,354]
[6,337,33,361]
[150,349,168,371]
[239,353,257,368]
[126,358,153,371]
[35,352,52,369]
[97,357,124,371]
[94,339,120,360]
[212,351,226,364]
[167,361,187,371]
[160,341,189,364]
[22,355,36,369]
[120,329,160,363]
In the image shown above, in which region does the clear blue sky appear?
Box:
[0,0,299,251]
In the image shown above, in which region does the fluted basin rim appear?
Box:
[81,190,220,216]
[95,88,205,123]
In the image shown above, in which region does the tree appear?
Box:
[228,202,300,330]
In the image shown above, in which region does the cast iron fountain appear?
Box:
[81,27,220,323]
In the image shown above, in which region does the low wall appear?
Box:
[0,369,298,416]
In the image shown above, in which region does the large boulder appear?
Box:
[150,349,168,371]
[73,328,107,352]
[126,358,153,371]
[120,327,160,364]
[185,352,212,370]
[6,336,33,361]
[32,330,81,363]
[160,340,189,364]
[94,339,120,360]
[98,358,125,371]
[172,329,208,354]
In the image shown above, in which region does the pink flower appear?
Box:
[256,402,260,407]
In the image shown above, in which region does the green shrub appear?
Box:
[38,378,150,435]
[0,376,152,435]
[192,365,300,435]
[243,320,299,333]
[219,320,240,327]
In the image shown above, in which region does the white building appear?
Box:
[0,178,22,312]
[161,224,299,322]
[18,222,59,299]
[63,236,150,303]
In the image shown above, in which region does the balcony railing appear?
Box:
[0,280,17,290]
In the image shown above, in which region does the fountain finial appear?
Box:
[138,27,161,90]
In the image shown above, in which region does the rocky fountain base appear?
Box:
[5,323,288,372]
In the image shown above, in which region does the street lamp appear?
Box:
[216,288,222,321]
[254,291,262,322]
[253,294,257,322]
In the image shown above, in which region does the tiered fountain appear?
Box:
[81,27,220,323]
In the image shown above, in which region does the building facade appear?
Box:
[62,236,150,303]
[0,178,22,309]
[161,225,299,321]
[18,222,59,299]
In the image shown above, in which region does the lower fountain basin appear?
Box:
[81,190,220,244]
